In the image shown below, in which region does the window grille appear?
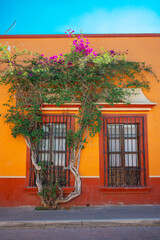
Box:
[28,114,73,187]
[103,116,146,187]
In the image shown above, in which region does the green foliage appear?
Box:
[0,39,153,149]
[38,161,63,207]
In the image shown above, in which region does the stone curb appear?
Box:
[0,218,160,229]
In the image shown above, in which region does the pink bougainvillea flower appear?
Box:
[65,31,98,57]
[19,71,22,74]
[92,52,97,56]
[85,47,93,56]
[49,55,58,61]
[73,40,77,45]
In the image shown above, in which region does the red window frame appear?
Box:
[26,114,75,188]
[99,114,149,188]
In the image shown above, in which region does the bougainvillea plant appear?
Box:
[0,30,155,207]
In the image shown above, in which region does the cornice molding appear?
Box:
[1,33,160,39]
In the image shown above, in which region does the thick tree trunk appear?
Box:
[25,137,43,192]
[25,137,82,206]
[54,148,82,205]
[55,165,81,205]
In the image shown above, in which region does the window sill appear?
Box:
[100,187,152,194]
[25,187,75,194]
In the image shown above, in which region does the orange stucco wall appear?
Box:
[0,35,160,180]
[0,85,26,177]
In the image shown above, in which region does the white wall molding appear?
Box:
[149,176,160,178]
[80,176,99,178]
[0,176,26,178]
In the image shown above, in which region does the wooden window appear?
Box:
[28,114,73,187]
[102,116,146,187]
[38,123,67,167]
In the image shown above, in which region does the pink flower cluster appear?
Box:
[49,54,63,63]
[72,37,97,56]
[49,55,58,61]
[44,30,98,66]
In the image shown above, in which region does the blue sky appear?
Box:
[1,0,160,35]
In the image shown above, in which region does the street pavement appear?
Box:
[1,227,160,240]
[0,205,160,229]
[0,206,160,240]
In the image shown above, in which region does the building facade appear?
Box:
[0,34,160,206]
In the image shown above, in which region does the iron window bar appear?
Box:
[28,114,72,187]
[103,116,146,188]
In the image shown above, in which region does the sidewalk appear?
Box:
[0,205,160,229]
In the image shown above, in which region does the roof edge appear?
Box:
[0,33,160,39]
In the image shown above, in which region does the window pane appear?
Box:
[109,139,120,152]
[40,139,50,151]
[52,123,67,166]
[109,154,121,167]
[42,124,50,138]
[124,139,137,152]
[124,124,137,138]
[125,154,138,167]
[53,123,66,137]
[53,153,65,166]
[108,124,121,138]
[39,124,50,151]
[38,153,49,162]
[53,138,66,151]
